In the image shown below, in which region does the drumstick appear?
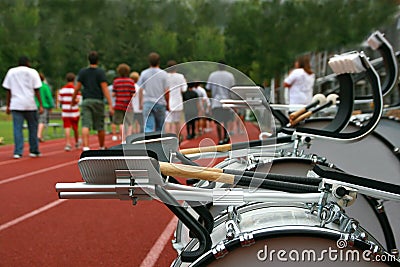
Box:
[179,136,292,155]
[159,162,319,193]
[290,94,339,126]
[166,161,322,185]
[289,94,327,121]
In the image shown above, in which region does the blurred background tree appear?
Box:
[0,0,398,104]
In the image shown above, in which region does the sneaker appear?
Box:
[64,145,72,151]
[75,139,82,149]
[13,154,22,159]
[99,147,107,150]
[112,135,118,141]
[29,152,42,158]
[82,147,90,151]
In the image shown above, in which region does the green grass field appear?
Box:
[0,111,65,146]
[0,110,113,146]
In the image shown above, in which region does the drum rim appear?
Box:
[174,204,389,266]
[301,117,399,160]
[190,225,391,266]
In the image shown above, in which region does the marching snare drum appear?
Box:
[173,117,399,257]
[172,157,394,259]
[172,203,392,266]
[254,157,396,252]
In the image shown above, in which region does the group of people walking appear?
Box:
[2,51,315,158]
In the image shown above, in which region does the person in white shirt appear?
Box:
[138,52,169,133]
[193,82,210,134]
[130,71,143,133]
[108,82,118,141]
[58,72,81,151]
[206,61,235,145]
[2,56,44,159]
[165,60,187,139]
[284,55,315,105]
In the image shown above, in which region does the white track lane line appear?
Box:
[0,150,77,167]
[0,161,76,185]
[0,138,119,165]
[139,216,178,267]
[0,199,67,232]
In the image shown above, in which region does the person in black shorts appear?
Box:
[182,83,199,140]
[72,51,114,151]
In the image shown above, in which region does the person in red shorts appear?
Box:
[58,72,81,151]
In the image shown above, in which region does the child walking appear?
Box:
[58,73,81,151]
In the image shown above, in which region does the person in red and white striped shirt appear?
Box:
[112,63,136,141]
[58,72,81,151]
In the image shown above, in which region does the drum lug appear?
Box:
[318,202,343,227]
[391,248,399,258]
[239,232,255,247]
[212,242,229,260]
[340,217,359,235]
[292,135,302,156]
[374,199,386,214]
[359,231,368,241]
[339,232,356,247]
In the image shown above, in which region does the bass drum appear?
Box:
[301,117,400,248]
[172,203,391,266]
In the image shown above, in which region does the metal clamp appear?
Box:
[239,232,255,247]
[115,169,149,185]
[213,188,245,206]
[212,242,228,260]
[225,206,241,240]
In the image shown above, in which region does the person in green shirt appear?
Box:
[36,73,54,142]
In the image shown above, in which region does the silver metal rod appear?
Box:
[323,179,400,201]
[59,192,120,199]
[56,183,121,192]
[57,182,322,203]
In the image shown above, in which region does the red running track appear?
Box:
[0,122,260,266]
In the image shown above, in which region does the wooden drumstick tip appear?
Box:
[179,143,232,155]
[290,111,312,126]
[289,107,306,120]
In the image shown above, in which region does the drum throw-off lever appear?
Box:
[331,184,357,207]
[319,180,357,208]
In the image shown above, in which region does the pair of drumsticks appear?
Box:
[289,93,339,126]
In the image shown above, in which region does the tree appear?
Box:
[0,0,40,100]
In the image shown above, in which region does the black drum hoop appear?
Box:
[189,226,393,266]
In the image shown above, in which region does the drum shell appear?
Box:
[172,204,388,266]
[302,117,400,247]
[173,117,399,257]
[173,157,396,257]
[303,117,399,185]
